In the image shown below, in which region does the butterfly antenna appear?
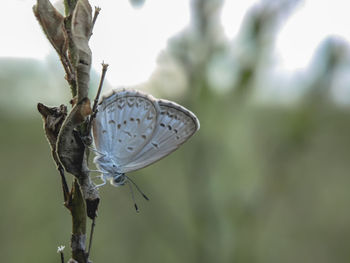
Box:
[126,175,150,201]
[127,181,139,213]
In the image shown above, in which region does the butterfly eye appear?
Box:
[112,174,126,186]
[112,164,116,168]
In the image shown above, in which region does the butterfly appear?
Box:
[92,88,200,189]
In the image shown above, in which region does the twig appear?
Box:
[90,6,101,37]
[86,217,96,259]
[34,0,100,262]
[61,53,76,85]
[58,164,70,204]
[91,63,109,120]
[83,62,109,145]
[70,179,87,262]
[57,245,65,263]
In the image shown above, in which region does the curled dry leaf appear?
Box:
[72,0,93,99]
[56,97,100,219]
[57,98,91,176]
[33,0,68,56]
[37,103,67,166]
[72,0,93,57]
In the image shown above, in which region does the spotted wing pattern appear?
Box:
[93,88,200,174]
[93,89,158,167]
[119,99,200,173]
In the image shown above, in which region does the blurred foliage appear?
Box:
[129,0,146,9]
[1,0,350,262]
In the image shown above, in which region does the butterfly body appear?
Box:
[92,88,200,187]
[93,153,126,186]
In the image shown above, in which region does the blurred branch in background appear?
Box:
[1,0,350,262]
[144,0,350,262]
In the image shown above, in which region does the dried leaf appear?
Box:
[56,97,100,218]
[57,98,90,176]
[71,0,92,61]
[71,0,93,99]
[37,103,67,166]
[33,0,68,56]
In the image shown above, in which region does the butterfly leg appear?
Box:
[88,146,106,156]
[90,173,105,180]
[89,169,104,173]
[93,175,107,189]
[89,172,107,184]
[88,169,101,179]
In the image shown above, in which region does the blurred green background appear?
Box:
[1,0,350,262]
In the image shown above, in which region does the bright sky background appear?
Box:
[1,0,350,86]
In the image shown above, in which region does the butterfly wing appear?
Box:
[92,89,159,169]
[119,99,200,173]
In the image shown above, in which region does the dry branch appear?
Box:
[34,0,101,262]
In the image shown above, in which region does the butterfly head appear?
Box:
[110,172,127,187]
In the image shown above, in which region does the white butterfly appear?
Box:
[92,88,200,188]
